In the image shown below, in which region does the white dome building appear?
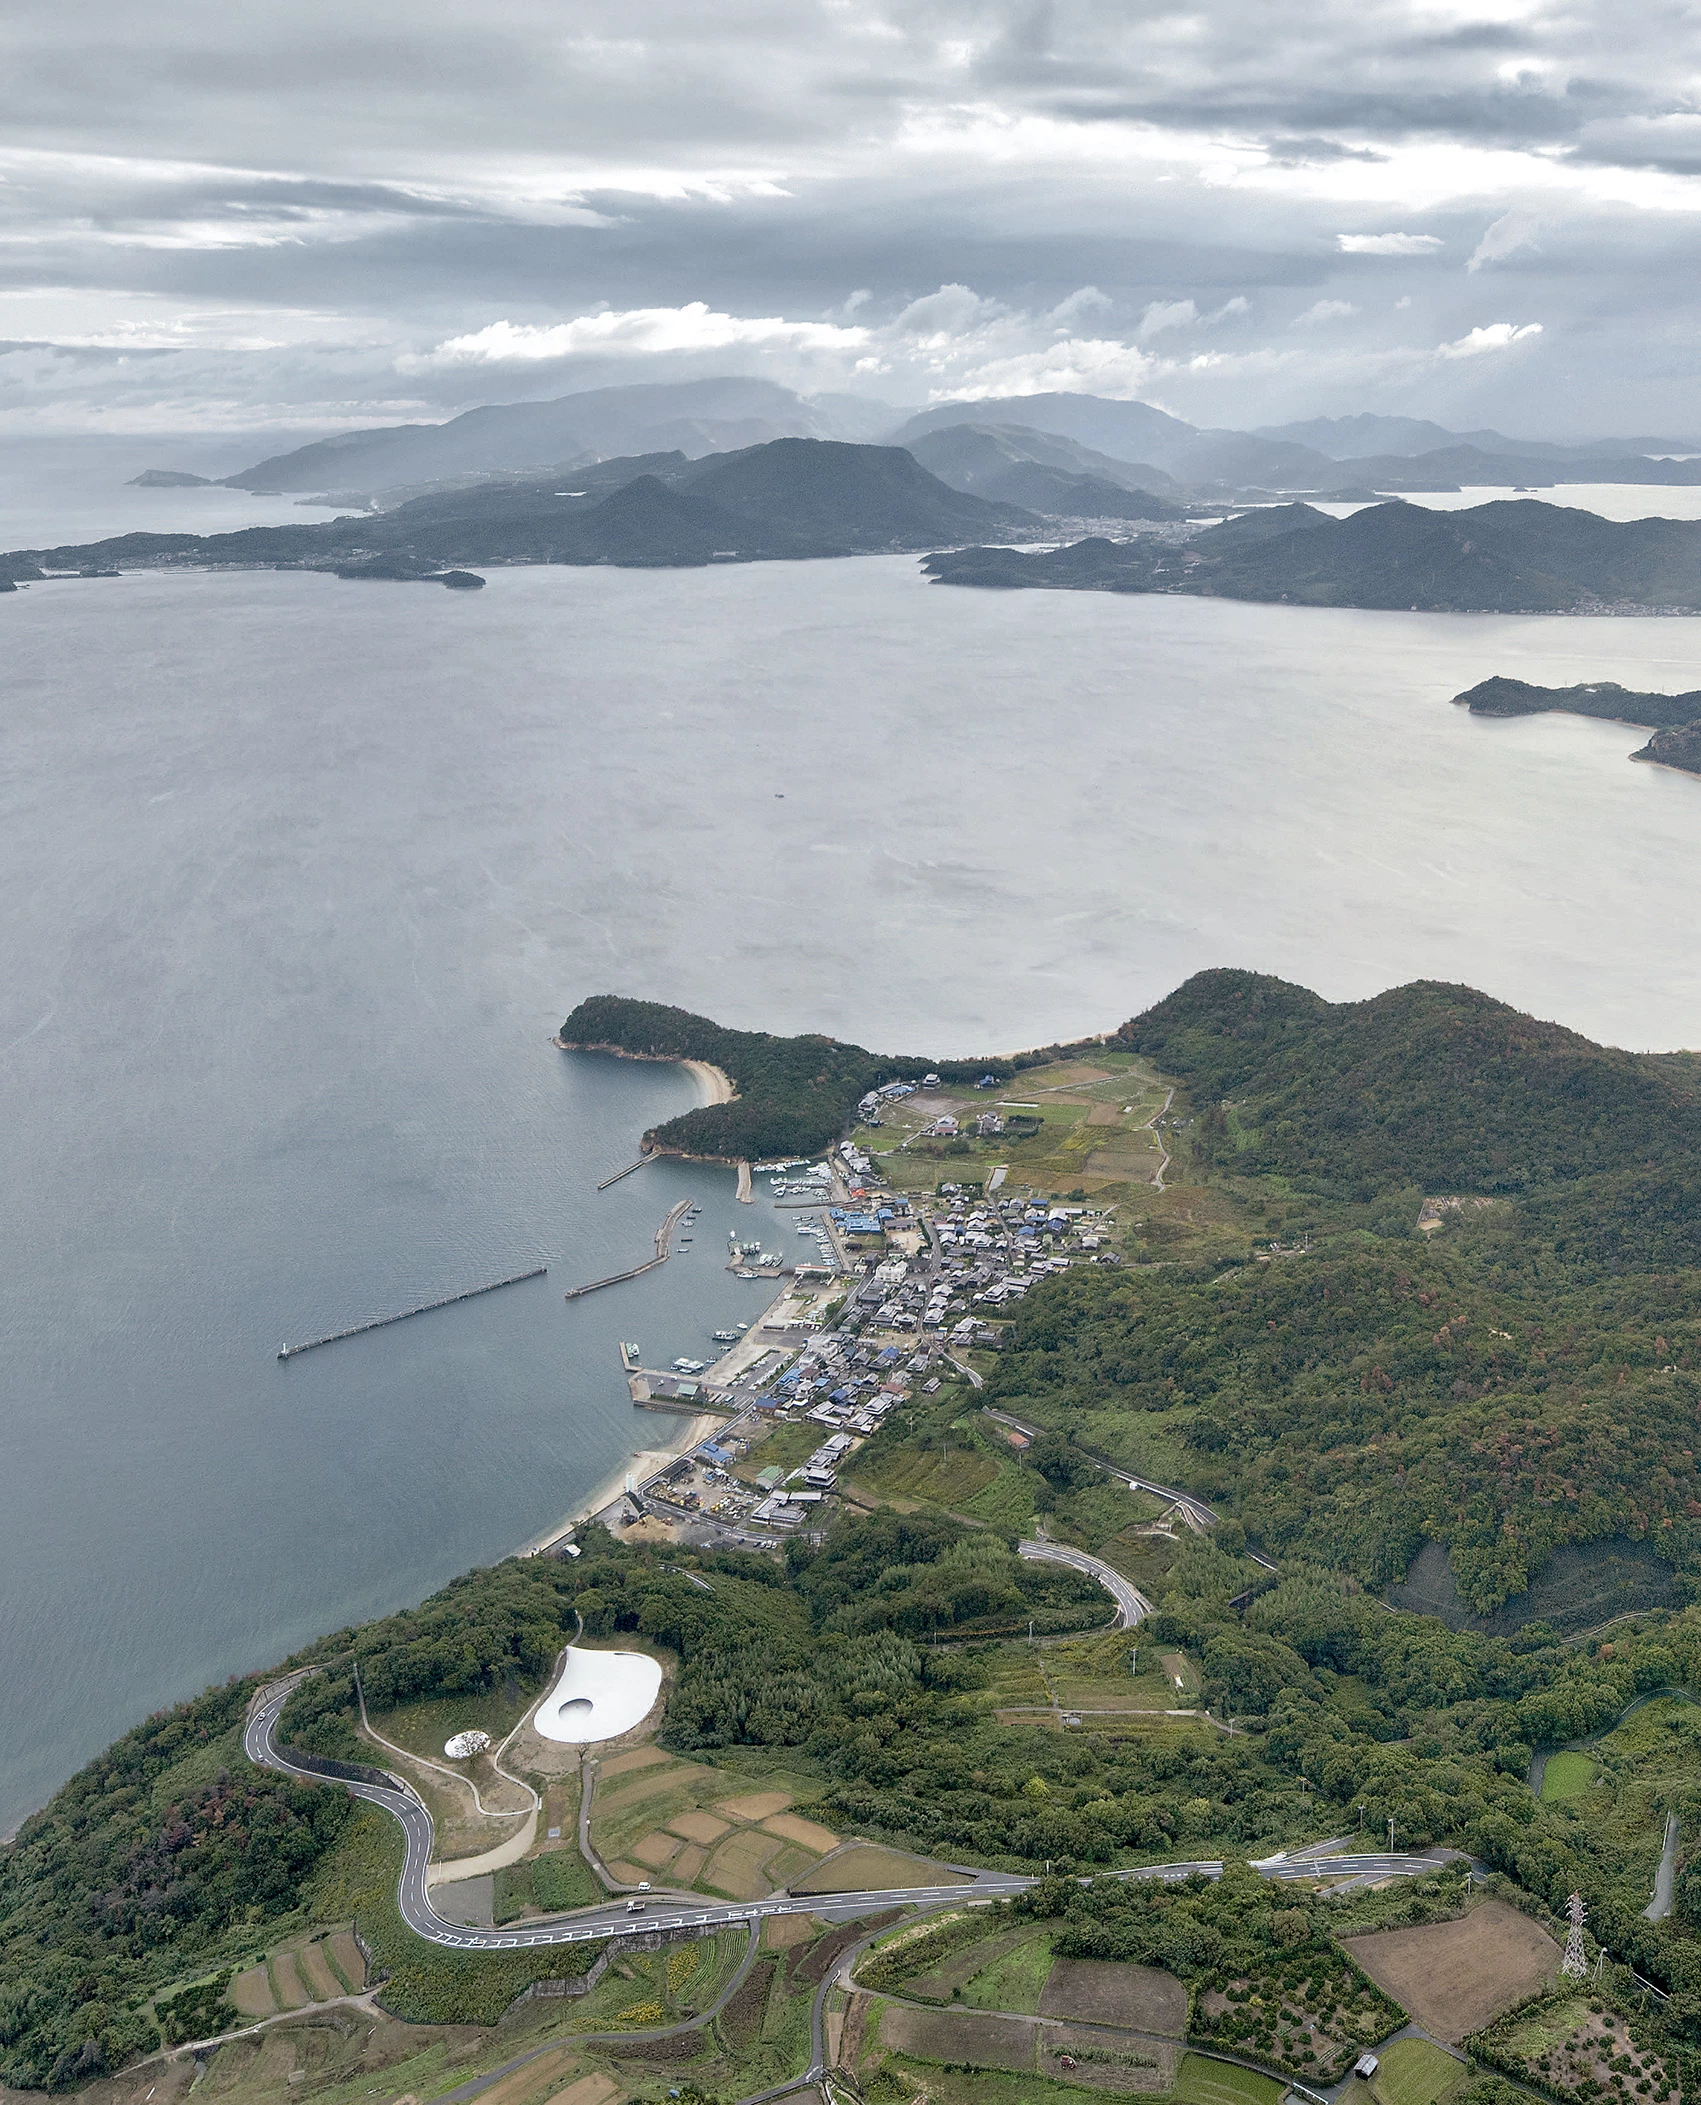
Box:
[443,1729,492,1760]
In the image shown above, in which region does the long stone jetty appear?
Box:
[278,1268,548,1359]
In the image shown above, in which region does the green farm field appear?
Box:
[1370,2037,1467,2105]
[1171,2053,1284,2105]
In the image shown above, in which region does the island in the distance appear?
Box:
[0,439,1040,587]
[10,444,1701,612]
[1454,674,1701,774]
[923,496,1701,612]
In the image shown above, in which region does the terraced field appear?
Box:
[226,1929,365,2020]
[590,1754,839,1898]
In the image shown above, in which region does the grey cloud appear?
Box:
[0,0,1699,437]
[1263,137,1390,166]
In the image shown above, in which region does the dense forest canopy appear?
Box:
[987,1247,1701,1612]
[1118,969,1701,1199]
[0,1681,351,2092]
[557,994,1091,1161]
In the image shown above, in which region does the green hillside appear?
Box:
[17,969,1701,2100]
[1116,969,1701,1199]
[556,993,1091,1161]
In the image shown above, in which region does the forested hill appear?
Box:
[921,496,1701,611]
[560,994,1060,1161]
[1455,675,1701,728]
[1117,969,1701,1200]
[0,439,1036,585]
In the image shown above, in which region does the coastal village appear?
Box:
[559,1055,1172,1555]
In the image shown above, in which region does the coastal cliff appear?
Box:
[1632,719,1701,774]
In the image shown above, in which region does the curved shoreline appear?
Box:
[551,1034,736,1113]
[554,1036,751,1193]
[681,1057,734,1105]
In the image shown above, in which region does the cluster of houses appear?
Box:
[614,1114,1121,1553]
[932,1191,1113,1314]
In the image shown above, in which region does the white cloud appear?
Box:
[1467,211,1541,271]
[930,336,1158,400]
[1434,320,1543,358]
[1138,297,1198,339]
[891,281,1001,341]
[1293,299,1359,324]
[1048,285,1113,327]
[1337,232,1444,255]
[1207,296,1250,323]
[399,304,871,370]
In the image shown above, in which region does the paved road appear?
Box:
[983,1404,1259,1554]
[1018,1537,1151,1628]
[246,1678,1453,1954]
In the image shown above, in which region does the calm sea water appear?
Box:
[5,473,1701,1833]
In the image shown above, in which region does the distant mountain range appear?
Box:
[896,397,1701,493]
[212,378,901,496]
[131,378,1701,512]
[902,423,1185,519]
[21,444,1701,607]
[1252,413,1701,461]
[6,439,1039,582]
[920,497,1701,613]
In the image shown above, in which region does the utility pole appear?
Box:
[1357,1804,1366,1833]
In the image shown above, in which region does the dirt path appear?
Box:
[1143,1087,1175,1190]
[1646,1813,1680,1920]
[353,1660,542,1885]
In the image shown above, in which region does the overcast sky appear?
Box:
[5,0,1701,439]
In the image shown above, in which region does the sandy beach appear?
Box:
[521,1410,724,1553]
[682,1058,734,1104]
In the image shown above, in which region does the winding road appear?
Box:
[245,1545,1449,1962]
[983,1406,1233,1545]
[1019,1537,1151,1627]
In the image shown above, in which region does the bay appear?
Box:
[4,545,1701,1836]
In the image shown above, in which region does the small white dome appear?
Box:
[443,1729,492,1759]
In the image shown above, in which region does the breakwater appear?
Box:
[595,1156,652,1190]
[562,1198,692,1301]
[277,1268,548,1359]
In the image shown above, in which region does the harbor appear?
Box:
[560,1196,693,1300]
